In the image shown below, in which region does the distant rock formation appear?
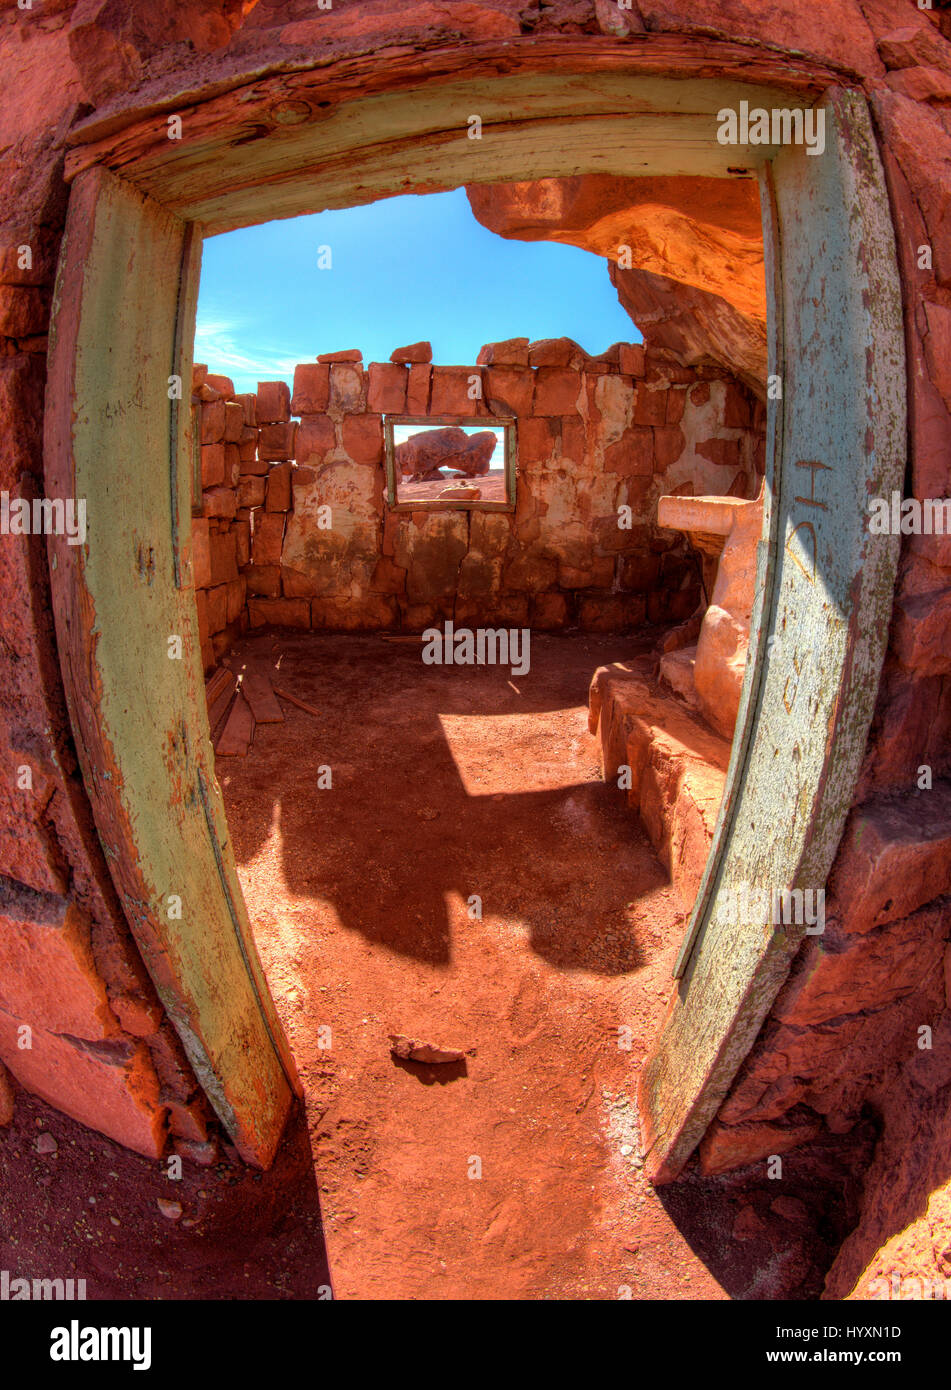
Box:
[396,427,497,481]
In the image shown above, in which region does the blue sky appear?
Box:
[195,188,639,395]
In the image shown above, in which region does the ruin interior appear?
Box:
[2,0,951,1317]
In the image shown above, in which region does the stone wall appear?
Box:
[195,341,764,642]
[0,0,950,1293]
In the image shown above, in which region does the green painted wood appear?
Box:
[44,166,299,1168]
[65,70,810,233]
[639,87,907,1181]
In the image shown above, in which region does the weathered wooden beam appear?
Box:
[638,87,906,1183]
[64,66,814,234]
[44,166,300,1169]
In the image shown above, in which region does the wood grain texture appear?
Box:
[44,167,299,1168]
[639,87,907,1182]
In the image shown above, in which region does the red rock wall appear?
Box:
[223,345,763,635]
[0,0,949,1292]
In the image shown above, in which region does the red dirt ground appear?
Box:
[216,631,869,1300]
[0,631,871,1301]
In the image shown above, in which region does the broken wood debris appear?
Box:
[273,686,321,718]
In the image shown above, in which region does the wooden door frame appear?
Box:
[43,48,905,1175]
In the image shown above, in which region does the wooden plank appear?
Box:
[205,666,232,705]
[215,691,254,756]
[638,87,907,1182]
[44,166,300,1168]
[241,666,284,725]
[207,669,236,733]
[61,65,821,234]
[273,686,322,719]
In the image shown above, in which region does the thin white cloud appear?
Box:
[193,318,302,385]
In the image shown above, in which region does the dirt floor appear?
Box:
[215,630,870,1301]
[0,630,872,1301]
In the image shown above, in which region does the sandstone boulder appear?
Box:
[396,427,497,481]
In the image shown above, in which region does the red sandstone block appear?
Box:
[370,555,408,595]
[291,363,330,415]
[478,338,530,367]
[389,341,432,364]
[202,487,237,520]
[248,597,311,628]
[206,373,235,398]
[827,782,951,933]
[430,366,484,415]
[0,1012,166,1159]
[634,386,667,425]
[223,401,245,443]
[235,393,257,427]
[110,993,163,1038]
[531,591,569,628]
[190,518,212,588]
[367,362,407,413]
[311,594,400,631]
[406,363,431,414]
[206,584,229,633]
[244,565,282,597]
[0,285,47,338]
[266,462,293,511]
[605,426,653,476]
[237,474,266,509]
[654,425,687,470]
[209,530,238,586]
[251,511,286,566]
[318,349,362,364]
[533,368,583,415]
[0,890,117,1041]
[295,415,335,463]
[341,413,384,465]
[192,364,208,391]
[224,443,241,485]
[690,380,711,406]
[200,398,226,444]
[528,337,585,369]
[721,381,752,428]
[167,1098,210,1143]
[666,388,687,424]
[258,421,297,462]
[620,552,661,591]
[558,555,615,589]
[257,380,291,423]
[923,302,951,406]
[696,436,740,469]
[561,416,586,465]
[517,416,555,465]
[225,577,246,624]
[484,367,533,416]
[619,343,645,377]
[578,594,646,631]
[697,1113,822,1177]
[329,364,367,413]
[898,588,951,673]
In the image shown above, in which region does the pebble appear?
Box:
[157,1199,182,1221]
[35,1133,57,1155]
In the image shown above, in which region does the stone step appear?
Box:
[588,660,731,909]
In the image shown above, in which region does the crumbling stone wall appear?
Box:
[194,342,763,640]
[0,0,950,1293]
